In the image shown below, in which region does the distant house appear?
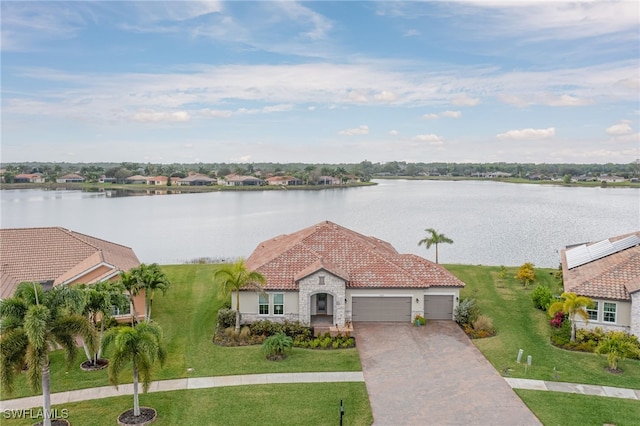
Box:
[487,172,512,178]
[224,174,264,186]
[125,175,148,184]
[14,173,45,183]
[560,231,640,337]
[600,175,625,183]
[56,173,85,183]
[265,176,303,186]
[178,174,217,186]
[237,221,465,327]
[316,176,340,185]
[99,176,117,183]
[0,227,144,322]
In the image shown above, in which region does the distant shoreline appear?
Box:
[373,175,640,188]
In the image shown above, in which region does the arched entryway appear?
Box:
[311,292,334,326]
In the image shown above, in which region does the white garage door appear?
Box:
[352,297,412,322]
[424,295,454,320]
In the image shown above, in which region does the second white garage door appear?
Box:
[352,297,412,322]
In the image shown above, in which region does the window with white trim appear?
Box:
[111,295,131,316]
[603,302,616,323]
[273,293,284,315]
[586,301,599,321]
[259,294,269,315]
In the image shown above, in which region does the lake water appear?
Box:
[1,180,638,268]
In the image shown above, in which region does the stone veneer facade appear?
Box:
[631,292,640,338]
[298,270,346,327]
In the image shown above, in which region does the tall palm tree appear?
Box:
[130,263,171,322]
[418,228,454,264]
[0,282,95,426]
[214,259,266,333]
[548,292,594,342]
[79,281,129,365]
[102,322,166,417]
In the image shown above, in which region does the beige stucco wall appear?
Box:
[574,298,632,334]
[235,290,299,324]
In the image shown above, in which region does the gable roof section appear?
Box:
[246,221,464,291]
[0,227,140,299]
[562,231,640,301]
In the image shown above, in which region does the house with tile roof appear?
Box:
[560,231,640,337]
[14,173,45,183]
[237,221,465,327]
[0,227,143,322]
[56,173,85,183]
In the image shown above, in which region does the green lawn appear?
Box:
[515,390,640,426]
[2,383,372,426]
[1,264,362,400]
[444,264,640,388]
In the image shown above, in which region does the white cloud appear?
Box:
[422,113,439,120]
[201,109,233,118]
[262,104,294,113]
[412,134,443,143]
[605,120,633,135]
[451,94,480,106]
[496,127,555,140]
[423,110,461,119]
[131,110,191,123]
[347,90,369,103]
[389,130,399,136]
[339,125,369,136]
[404,29,420,37]
[374,90,397,102]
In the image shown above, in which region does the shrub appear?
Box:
[454,298,479,326]
[414,315,426,326]
[550,317,571,346]
[224,327,239,340]
[531,285,553,310]
[472,315,494,333]
[596,331,640,371]
[262,332,293,360]
[217,308,237,329]
[239,325,252,341]
[550,311,565,328]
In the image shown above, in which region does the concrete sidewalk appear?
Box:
[0,371,365,411]
[505,378,640,400]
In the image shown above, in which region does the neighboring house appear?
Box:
[0,227,144,322]
[266,176,303,186]
[14,173,45,183]
[56,173,85,183]
[99,176,117,183]
[224,175,263,186]
[316,176,340,185]
[487,172,512,178]
[125,175,148,184]
[561,231,640,337]
[238,221,465,327]
[599,175,625,183]
[146,176,167,186]
[178,174,217,186]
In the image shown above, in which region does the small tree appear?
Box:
[129,263,171,322]
[595,332,640,372]
[102,322,166,418]
[548,292,594,342]
[262,332,293,360]
[515,262,536,288]
[418,228,453,264]
[214,259,265,333]
[497,265,508,287]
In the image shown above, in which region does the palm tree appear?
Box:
[595,332,640,371]
[418,228,453,264]
[119,269,143,325]
[548,292,594,342]
[214,259,266,333]
[130,263,171,322]
[79,281,129,366]
[102,321,166,418]
[0,282,95,426]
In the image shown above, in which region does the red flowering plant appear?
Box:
[550,311,565,328]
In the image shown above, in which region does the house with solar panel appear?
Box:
[560,231,640,337]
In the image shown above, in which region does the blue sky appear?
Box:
[1,1,639,164]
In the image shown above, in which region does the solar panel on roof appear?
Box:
[566,235,640,269]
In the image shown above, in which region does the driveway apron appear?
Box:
[355,321,541,425]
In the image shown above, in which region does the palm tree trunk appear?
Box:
[570,317,576,342]
[82,339,92,363]
[97,320,105,361]
[133,363,140,416]
[42,360,52,426]
[435,244,439,264]
[147,297,153,322]
[235,291,241,333]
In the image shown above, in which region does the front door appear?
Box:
[316,293,327,314]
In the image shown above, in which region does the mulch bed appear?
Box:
[80,359,109,371]
[117,407,157,426]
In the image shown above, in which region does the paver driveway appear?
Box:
[355,321,541,425]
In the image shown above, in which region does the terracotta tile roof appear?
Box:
[561,231,640,301]
[0,227,140,299]
[246,220,464,291]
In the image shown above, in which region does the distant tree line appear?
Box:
[1,159,638,184]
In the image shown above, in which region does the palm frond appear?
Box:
[0,329,29,394]
[24,305,51,351]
